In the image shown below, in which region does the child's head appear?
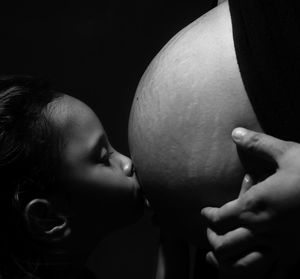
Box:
[0,75,144,277]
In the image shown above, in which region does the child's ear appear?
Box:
[24,198,71,243]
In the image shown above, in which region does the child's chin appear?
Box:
[131,189,146,221]
[120,190,145,228]
[119,207,145,230]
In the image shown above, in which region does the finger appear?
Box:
[239,174,254,197]
[232,128,289,164]
[206,251,219,268]
[202,173,279,232]
[206,227,268,260]
[217,250,274,279]
[232,251,272,275]
[202,181,275,233]
[207,227,253,259]
[201,200,242,232]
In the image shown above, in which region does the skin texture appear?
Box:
[44,94,144,267]
[128,1,262,244]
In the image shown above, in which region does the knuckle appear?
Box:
[210,213,221,225]
[285,141,297,150]
[239,194,269,226]
[214,240,224,253]
[208,233,222,251]
[244,132,261,150]
[242,193,260,212]
[287,143,300,157]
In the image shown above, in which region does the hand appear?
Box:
[204,174,274,279]
[201,128,300,278]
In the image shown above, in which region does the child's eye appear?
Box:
[99,148,113,165]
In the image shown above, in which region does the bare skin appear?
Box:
[202,128,300,278]
[22,94,144,278]
[129,0,262,245]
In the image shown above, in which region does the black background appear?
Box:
[0,0,214,278]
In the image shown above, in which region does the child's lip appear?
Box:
[131,179,147,213]
[131,173,147,202]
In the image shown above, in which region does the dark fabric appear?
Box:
[228,0,300,142]
[78,268,97,279]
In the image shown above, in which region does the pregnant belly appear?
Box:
[129,2,262,244]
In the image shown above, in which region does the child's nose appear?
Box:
[118,154,134,177]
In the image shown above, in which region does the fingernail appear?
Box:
[232,127,247,141]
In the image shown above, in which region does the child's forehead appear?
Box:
[47,94,104,140]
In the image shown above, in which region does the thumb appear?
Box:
[232,128,289,165]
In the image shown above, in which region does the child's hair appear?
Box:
[0,75,63,278]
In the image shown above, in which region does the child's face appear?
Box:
[47,94,144,238]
